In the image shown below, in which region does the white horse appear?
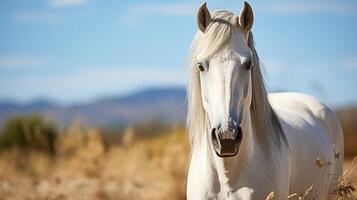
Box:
[186,2,344,200]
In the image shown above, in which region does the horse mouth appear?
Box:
[214,146,239,157]
[211,132,240,157]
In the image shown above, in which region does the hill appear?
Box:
[0,87,187,127]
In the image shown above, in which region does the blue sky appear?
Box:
[0,0,356,107]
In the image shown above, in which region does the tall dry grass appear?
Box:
[0,120,355,200]
[0,121,189,200]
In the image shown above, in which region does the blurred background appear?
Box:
[0,0,356,199]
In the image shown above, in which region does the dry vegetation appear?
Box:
[266,160,357,200]
[0,121,189,200]
[336,107,357,158]
[0,116,356,200]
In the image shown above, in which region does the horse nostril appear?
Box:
[211,128,219,147]
[236,126,243,143]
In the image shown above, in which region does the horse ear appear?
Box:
[239,1,254,32]
[197,2,211,32]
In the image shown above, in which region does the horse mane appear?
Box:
[248,31,288,151]
[187,10,287,152]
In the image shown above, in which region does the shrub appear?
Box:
[0,114,57,154]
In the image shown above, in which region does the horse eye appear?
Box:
[245,60,253,70]
[198,63,205,72]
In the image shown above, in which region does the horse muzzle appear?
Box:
[211,125,242,157]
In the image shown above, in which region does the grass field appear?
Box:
[0,121,355,200]
[0,123,189,200]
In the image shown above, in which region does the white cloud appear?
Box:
[260,59,286,74]
[55,66,186,88]
[13,0,90,23]
[127,3,195,17]
[257,1,357,15]
[13,11,60,23]
[344,57,357,70]
[50,0,89,8]
[0,65,186,102]
[120,3,195,26]
[0,55,48,69]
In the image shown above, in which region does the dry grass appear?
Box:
[0,122,189,200]
[0,121,356,200]
[266,158,357,200]
[331,157,357,200]
[266,191,276,200]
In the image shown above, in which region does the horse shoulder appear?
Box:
[268,92,343,147]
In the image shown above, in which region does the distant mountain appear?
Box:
[0,87,187,127]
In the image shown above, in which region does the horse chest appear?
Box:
[187,162,269,200]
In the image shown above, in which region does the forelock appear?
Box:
[193,11,240,61]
